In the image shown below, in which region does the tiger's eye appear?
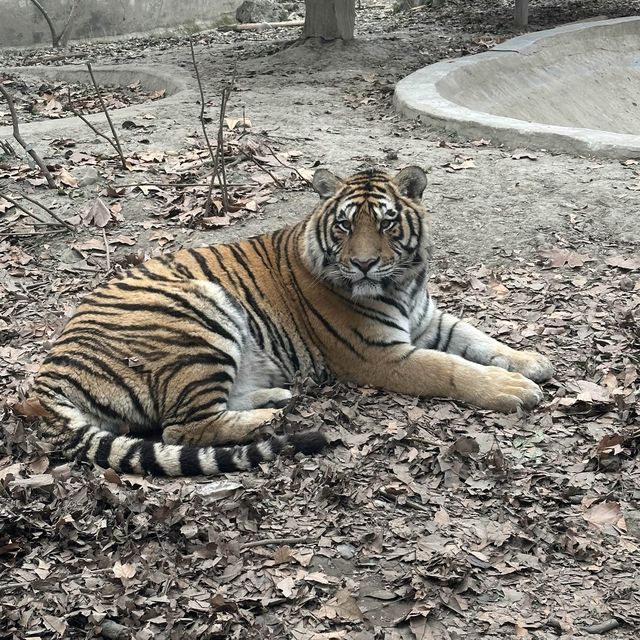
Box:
[336,220,351,232]
[380,219,396,231]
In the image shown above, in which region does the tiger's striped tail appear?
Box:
[36,396,327,477]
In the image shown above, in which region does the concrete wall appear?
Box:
[0,0,242,47]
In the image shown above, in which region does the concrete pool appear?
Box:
[394,17,640,159]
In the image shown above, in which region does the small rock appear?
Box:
[336,543,356,560]
[79,167,100,187]
[236,0,289,23]
[620,275,636,292]
[626,510,640,539]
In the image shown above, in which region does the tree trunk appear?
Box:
[303,0,356,41]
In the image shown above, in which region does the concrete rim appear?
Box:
[0,64,194,137]
[394,16,640,159]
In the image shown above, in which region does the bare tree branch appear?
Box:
[27,0,79,47]
[0,84,57,189]
[189,38,235,216]
[85,63,128,170]
[189,37,223,215]
[0,192,73,230]
[66,88,127,167]
[18,191,75,229]
[58,0,80,46]
[27,0,60,47]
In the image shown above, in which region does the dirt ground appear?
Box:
[1,1,639,638]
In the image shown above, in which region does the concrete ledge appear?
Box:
[394,16,640,159]
[0,64,194,138]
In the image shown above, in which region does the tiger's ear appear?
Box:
[313,169,343,199]
[394,166,427,202]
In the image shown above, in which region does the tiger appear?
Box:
[33,166,553,477]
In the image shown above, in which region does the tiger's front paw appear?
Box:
[474,366,544,413]
[491,350,554,383]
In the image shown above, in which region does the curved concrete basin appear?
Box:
[394,17,640,158]
[0,64,193,136]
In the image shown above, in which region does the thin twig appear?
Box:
[241,151,284,188]
[66,88,125,163]
[114,181,248,189]
[189,38,217,166]
[1,192,73,230]
[0,84,57,189]
[0,230,68,238]
[203,75,235,216]
[0,193,48,224]
[216,73,236,214]
[189,37,223,215]
[57,0,80,47]
[240,536,311,550]
[13,191,75,229]
[0,140,16,156]
[85,63,128,170]
[377,489,433,514]
[102,228,111,271]
[583,619,621,634]
[264,144,313,186]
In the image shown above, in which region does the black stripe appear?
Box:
[440,320,460,353]
[179,446,203,475]
[140,441,167,475]
[66,424,91,453]
[375,295,408,317]
[424,313,444,350]
[353,328,405,348]
[94,433,114,468]
[118,440,141,473]
[214,447,237,473]
[74,429,99,463]
[108,282,241,344]
[79,301,233,342]
[36,371,123,421]
[44,352,148,420]
[330,289,406,332]
[187,248,223,284]
[281,239,363,359]
[246,443,264,467]
[398,346,419,361]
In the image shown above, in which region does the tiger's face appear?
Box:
[303,167,431,299]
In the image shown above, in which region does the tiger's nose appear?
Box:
[350,257,379,274]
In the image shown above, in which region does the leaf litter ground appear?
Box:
[1,1,640,638]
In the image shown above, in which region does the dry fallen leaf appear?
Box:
[583,501,624,528]
[57,167,79,187]
[12,398,48,418]
[113,561,137,580]
[317,588,364,622]
[605,255,640,271]
[444,158,476,171]
[276,575,296,599]
[540,248,592,268]
[81,197,112,228]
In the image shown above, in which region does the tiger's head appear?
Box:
[303,166,431,299]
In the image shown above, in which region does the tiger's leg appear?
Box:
[361,345,543,413]
[413,308,553,382]
[162,408,281,446]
